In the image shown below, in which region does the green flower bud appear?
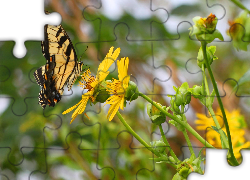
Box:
[227,11,250,51]
[184,92,191,105]
[197,46,218,68]
[192,85,202,95]
[169,156,176,163]
[172,102,181,114]
[189,13,224,43]
[171,82,191,109]
[147,103,167,125]
[125,81,139,101]
[150,140,166,154]
[179,82,189,94]
[175,94,183,106]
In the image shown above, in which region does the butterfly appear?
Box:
[33,24,85,109]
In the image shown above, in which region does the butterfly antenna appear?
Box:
[79,46,88,61]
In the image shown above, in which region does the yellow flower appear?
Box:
[198,13,217,32]
[62,47,120,124]
[232,130,250,159]
[105,57,130,121]
[195,108,250,158]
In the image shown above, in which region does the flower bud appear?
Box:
[175,94,183,106]
[227,11,250,51]
[192,85,202,95]
[171,82,191,108]
[147,103,167,125]
[184,92,191,105]
[189,13,223,43]
[197,46,218,68]
[125,81,139,101]
[150,140,166,154]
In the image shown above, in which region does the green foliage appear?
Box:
[197,46,218,68]
[169,82,191,115]
[174,153,204,179]
[233,69,250,94]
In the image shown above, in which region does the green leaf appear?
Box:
[173,86,178,92]
[172,173,184,180]
[213,29,224,41]
[198,147,206,158]
[211,125,219,132]
[207,89,215,106]
[211,126,228,148]
[169,120,185,132]
[179,82,189,93]
[232,70,250,93]
[220,130,228,149]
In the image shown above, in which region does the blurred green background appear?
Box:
[0,0,250,179]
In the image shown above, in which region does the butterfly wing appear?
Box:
[34,24,83,109]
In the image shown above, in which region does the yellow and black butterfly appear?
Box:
[34,24,85,109]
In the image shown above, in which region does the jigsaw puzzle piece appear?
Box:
[97,130,155,179]
[0,146,46,180]
[0,41,47,115]
[134,129,182,180]
[75,24,173,95]
[0,0,61,58]
[0,38,86,177]
[82,0,170,41]
[42,118,102,179]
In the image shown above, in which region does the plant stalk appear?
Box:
[201,41,239,165]
[139,92,214,148]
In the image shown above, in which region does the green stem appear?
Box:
[207,106,229,148]
[202,64,210,95]
[116,111,152,151]
[117,111,178,169]
[201,41,239,165]
[230,0,250,13]
[159,124,179,162]
[139,92,214,148]
[183,130,195,156]
[181,106,195,157]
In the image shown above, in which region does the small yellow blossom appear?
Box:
[195,108,250,159]
[189,13,223,43]
[105,57,130,121]
[62,47,121,124]
[227,11,250,51]
[198,13,217,32]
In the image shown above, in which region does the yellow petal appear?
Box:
[107,100,122,121]
[71,95,90,121]
[96,47,121,83]
[106,95,124,121]
[62,100,82,115]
